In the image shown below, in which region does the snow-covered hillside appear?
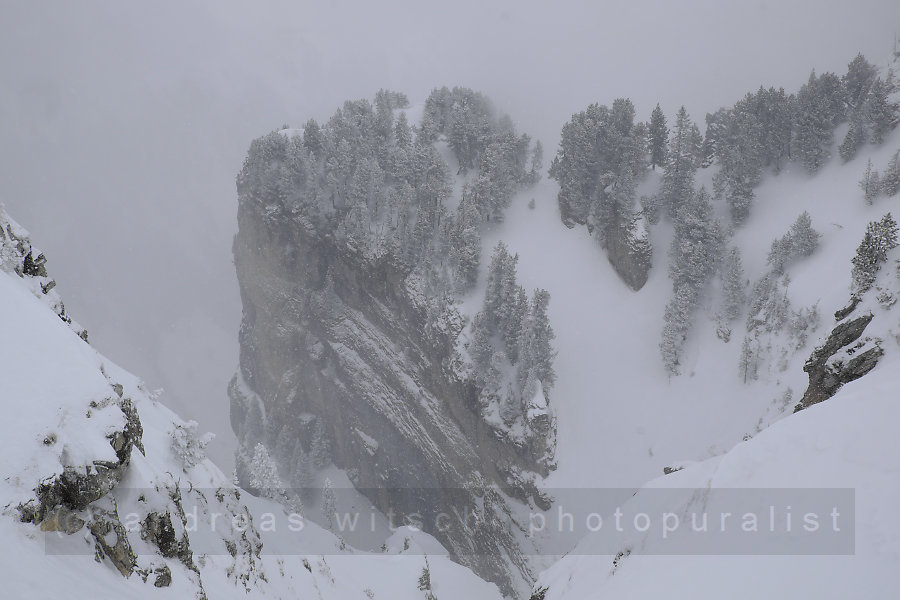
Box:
[483,109,900,491]
[0,208,501,600]
[533,343,900,599]
[463,63,900,600]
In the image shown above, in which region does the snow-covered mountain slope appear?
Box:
[483,123,900,491]
[532,346,900,599]
[0,208,502,600]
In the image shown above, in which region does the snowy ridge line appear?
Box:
[0,214,506,600]
[0,204,88,341]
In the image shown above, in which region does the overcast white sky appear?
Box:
[1,0,896,468]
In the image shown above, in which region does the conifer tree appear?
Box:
[648,104,669,170]
[500,283,528,362]
[529,140,544,182]
[767,212,820,272]
[660,284,697,376]
[788,211,821,257]
[660,186,720,374]
[838,113,866,162]
[881,151,900,197]
[526,289,556,388]
[170,421,214,472]
[516,289,556,392]
[450,191,482,291]
[843,53,877,110]
[792,71,838,172]
[738,337,759,383]
[720,247,746,322]
[851,213,899,294]
[688,123,704,167]
[859,159,881,204]
[469,312,498,384]
[395,112,413,149]
[303,119,326,159]
[483,242,512,327]
[669,187,720,290]
[865,77,899,144]
[660,107,698,218]
[249,443,283,498]
[881,212,899,249]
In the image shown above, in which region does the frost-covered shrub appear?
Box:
[170,420,215,472]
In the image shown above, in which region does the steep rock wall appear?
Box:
[231,188,554,596]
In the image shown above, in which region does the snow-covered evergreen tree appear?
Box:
[859,159,882,204]
[792,70,842,172]
[852,213,899,294]
[838,113,866,162]
[669,187,720,291]
[767,212,820,273]
[500,284,528,363]
[738,336,759,383]
[529,140,544,183]
[660,284,697,376]
[881,151,900,197]
[170,420,215,472]
[648,103,668,170]
[481,242,529,361]
[660,186,720,373]
[516,288,557,392]
[788,211,821,257]
[720,246,746,322]
[249,443,283,498]
[843,53,877,110]
[450,190,482,291]
[303,118,326,159]
[550,98,647,232]
[865,77,899,144]
[659,107,698,218]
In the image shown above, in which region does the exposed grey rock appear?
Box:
[153,565,172,588]
[569,211,651,291]
[20,395,142,526]
[142,511,194,570]
[89,504,137,577]
[38,506,85,535]
[795,313,883,411]
[833,296,862,321]
[529,586,548,600]
[604,218,651,291]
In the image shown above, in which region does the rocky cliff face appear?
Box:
[794,312,882,411]
[555,202,651,291]
[795,248,898,412]
[231,136,555,593]
[231,177,555,596]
